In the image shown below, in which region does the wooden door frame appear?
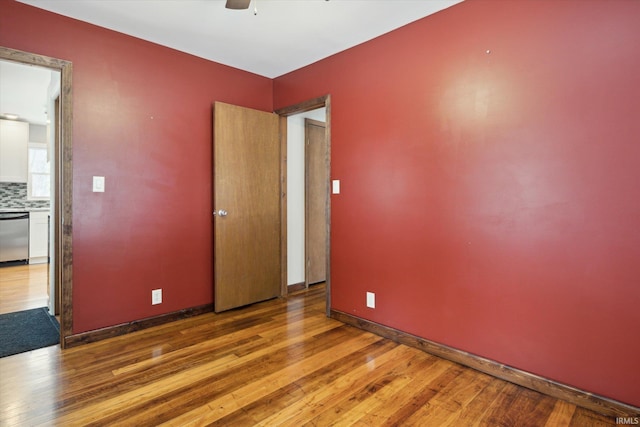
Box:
[0,46,74,349]
[275,95,331,316]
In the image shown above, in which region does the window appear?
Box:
[27,143,50,200]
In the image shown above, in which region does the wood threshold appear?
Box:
[330,309,640,418]
[287,282,306,293]
[65,304,213,348]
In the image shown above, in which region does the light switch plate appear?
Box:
[93,176,105,192]
[332,179,340,194]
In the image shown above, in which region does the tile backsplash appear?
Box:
[0,182,50,210]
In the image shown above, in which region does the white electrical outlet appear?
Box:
[152,289,162,305]
[366,292,375,309]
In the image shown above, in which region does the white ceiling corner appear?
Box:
[16,0,463,79]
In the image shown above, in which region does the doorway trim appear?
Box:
[0,46,74,349]
[275,95,331,315]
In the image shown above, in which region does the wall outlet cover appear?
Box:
[366,291,375,309]
[152,289,162,305]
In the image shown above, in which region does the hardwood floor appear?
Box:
[0,284,616,426]
[0,263,49,315]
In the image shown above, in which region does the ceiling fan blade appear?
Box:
[225,0,251,10]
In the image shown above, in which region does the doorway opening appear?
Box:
[0,47,73,348]
[304,118,328,288]
[276,95,331,315]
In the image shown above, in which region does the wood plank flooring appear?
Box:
[0,263,49,315]
[0,284,616,426]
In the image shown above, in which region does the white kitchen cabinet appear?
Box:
[29,211,49,263]
[0,119,29,183]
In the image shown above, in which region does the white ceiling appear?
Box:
[4,0,462,124]
[17,0,463,79]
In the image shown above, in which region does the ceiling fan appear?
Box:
[225,0,251,10]
[225,0,328,13]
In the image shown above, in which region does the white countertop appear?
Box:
[0,207,51,213]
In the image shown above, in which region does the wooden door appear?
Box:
[305,119,328,285]
[213,102,280,312]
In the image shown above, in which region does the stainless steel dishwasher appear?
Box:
[0,211,29,264]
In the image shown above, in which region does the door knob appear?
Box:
[214,209,228,217]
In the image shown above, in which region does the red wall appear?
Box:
[0,1,273,332]
[2,0,639,408]
[274,0,640,406]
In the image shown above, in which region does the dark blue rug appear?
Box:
[0,307,60,358]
